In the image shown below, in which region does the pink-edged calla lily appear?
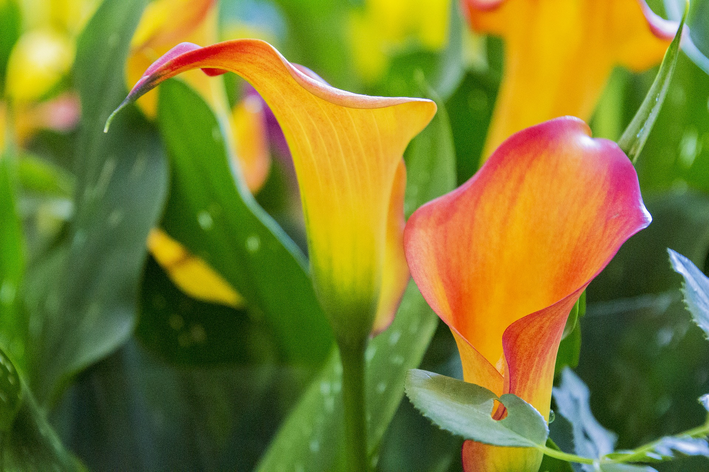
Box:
[462,0,677,161]
[404,117,651,471]
[108,39,436,343]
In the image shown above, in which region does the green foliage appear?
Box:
[669,249,709,337]
[553,368,617,460]
[618,7,684,162]
[24,0,168,406]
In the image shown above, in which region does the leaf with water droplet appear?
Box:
[617,6,685,163]
[24,0,168,406]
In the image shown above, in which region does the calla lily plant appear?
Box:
[108,37,435,471]
[405,117,651,471]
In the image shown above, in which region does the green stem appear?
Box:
[611,420,709,464]
[339,339,368,472]
[536,445,596,465]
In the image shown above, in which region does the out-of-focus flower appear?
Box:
[348,0,451,83]
[462,0,677,161]
[147,229,245,308]
[109,38,436,342]
[404,117,651,471]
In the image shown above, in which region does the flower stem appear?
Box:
[339,339,368,472]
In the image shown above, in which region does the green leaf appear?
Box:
[0,346,84,471]
[25,0,169,406]
[405,369,549,448]
[617,6,685,163]
[0,0,20,91]
[156,79,332,366]
[0,348,21,432]
[256,78,457,471]
[0,151,26,367]
[17,154,76,197]
[404,74,457,218]
[552,368,617,459]
[137,256,278,364]
[668,248,709,337]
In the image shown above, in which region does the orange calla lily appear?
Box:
[463,0,677,161]
[404,117,651,471]
[109,39,436,342]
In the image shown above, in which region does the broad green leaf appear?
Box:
[25,0,169,406]
[668,248,709,337]
[552,368,617,459]
[0,0,20,91]
[156,79,332,366]
[17,154,75,196]
[617,7,685,163]
[137,256,277,365]
[0,346,84,471]
[0,151,25,367]
[405,369,549,448]
[256,80,456,471]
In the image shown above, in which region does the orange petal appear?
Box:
[405,119,649,412]
[462,0,677,161]
[113,39,436,341]
[405,116,650,470]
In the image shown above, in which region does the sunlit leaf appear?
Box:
[405,369,549,448]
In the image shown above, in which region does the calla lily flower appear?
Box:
[404,117,651,471]
[348,0,451,82]
[463,0,677,161]
[110,39,436,342]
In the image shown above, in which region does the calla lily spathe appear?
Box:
[404,117,651,471]
[463,0,677,161]
[111,39,436,342]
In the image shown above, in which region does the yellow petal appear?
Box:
[113,39,436,341]
[462,0,676,161]
[230,94,271,193]
[147,229,245,309]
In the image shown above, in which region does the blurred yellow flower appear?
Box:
[462,0,677,161]
[348,0,451,83]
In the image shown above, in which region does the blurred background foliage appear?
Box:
[0,0,708,470]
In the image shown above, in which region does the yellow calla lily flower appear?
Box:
[462,0,677,161]
[109,38,436,342]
